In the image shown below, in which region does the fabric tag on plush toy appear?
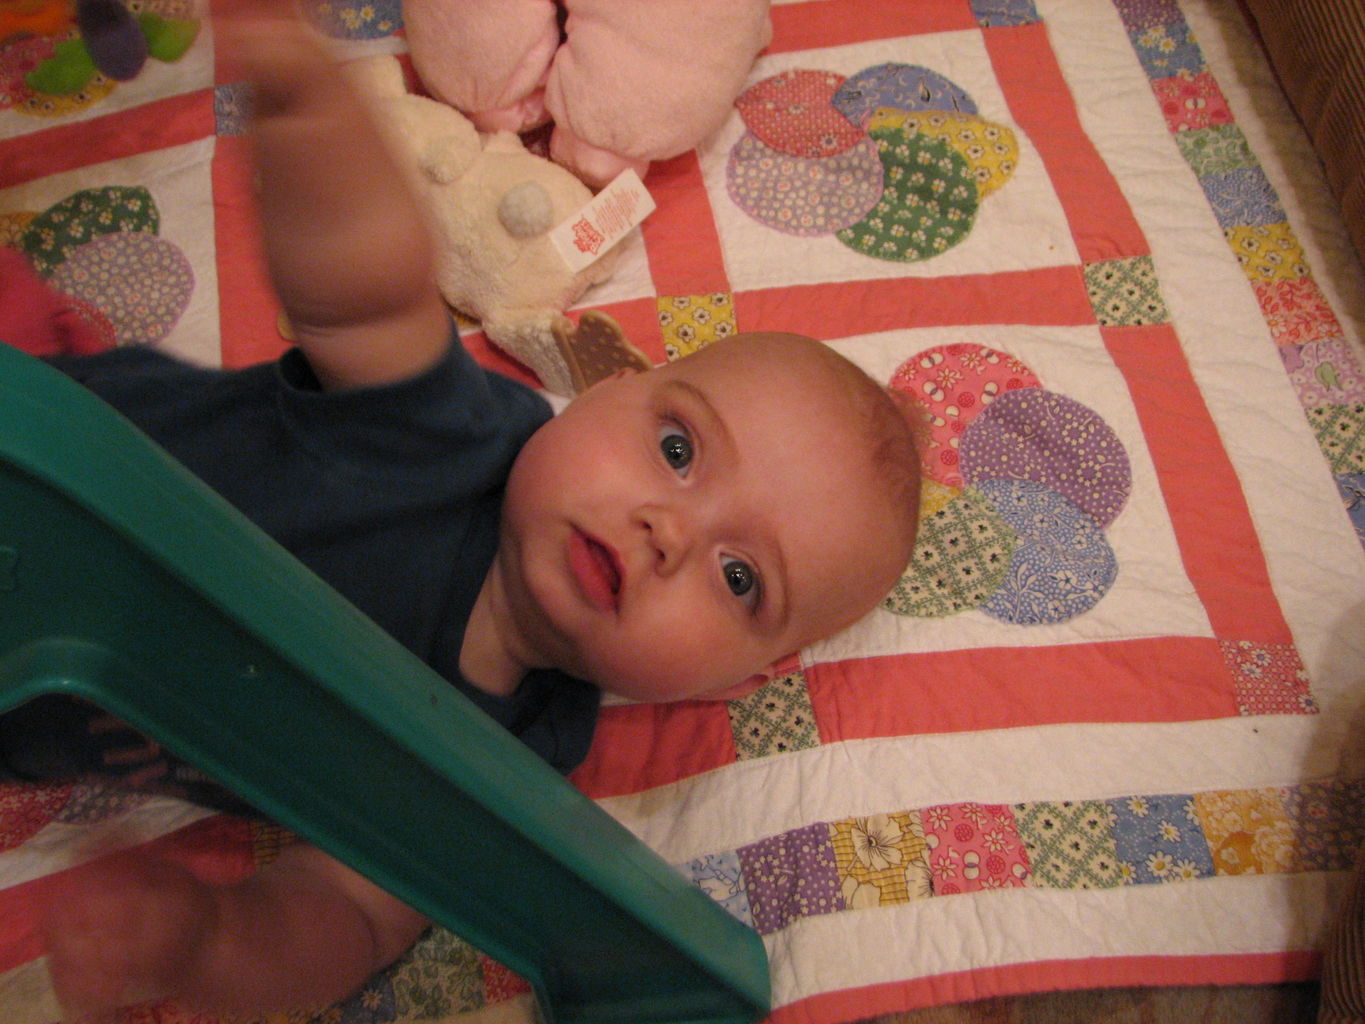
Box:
[550,169,656,273]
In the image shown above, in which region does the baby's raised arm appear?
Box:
[225,0,451,390]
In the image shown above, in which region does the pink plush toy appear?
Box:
[403,0,773,189]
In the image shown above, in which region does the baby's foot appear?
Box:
[42,852,216,1016]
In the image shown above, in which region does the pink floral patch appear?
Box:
[0,782,72,853]
[921,802,1031,894]
[481,954,532,1002]
[1220,640,1315,715]
[890,344,1041,487]
[1255,276,1343,348]
[1152,71,1233,132]
[0,36,53,111]
[735,69,865,159]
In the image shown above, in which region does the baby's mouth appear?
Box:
[569,529,622,611]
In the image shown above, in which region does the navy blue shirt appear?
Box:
[47,332,599,774]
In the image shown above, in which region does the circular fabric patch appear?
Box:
[16,70,115,118]
[891,344,1041,488]
[303,0,402,38]
[976,478,1117,625]
[835,124,978,261]
[52,231,194,346]
[735,69,865,158]
[0,782,72,853]
[832,63,978,128]
[959,388,1131,527]
[20,185,159,276]
[869,110,1019,197]
[883,487,1016,618]
[0,36,54,111]
[726,132,884,236]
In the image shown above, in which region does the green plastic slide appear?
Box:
[0,342,770,1024]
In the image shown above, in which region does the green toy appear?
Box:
[0,342,770,1024]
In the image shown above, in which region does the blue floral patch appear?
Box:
[976,479,1118,625]
[1338,472,1365,544]
[1107,793,1215,884]
[680,851,755,927]
[970,0,1041,27]
[336,976,399,1023]
[1200,165,1285,229]
[304,0,402,39]
[1129,20,1204,80]
[214,81,251,136]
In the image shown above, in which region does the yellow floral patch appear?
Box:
[1193,788,1298,875]
[19,75,116,118]
[918,478,959,521]
[829,810,932,908]
[0,213,36,248]
[1225,222,1310,282]
[868,108,1019,197]
[657,292,737,360]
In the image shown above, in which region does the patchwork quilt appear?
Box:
[2,0,1364,1022]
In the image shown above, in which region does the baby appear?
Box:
[12,2,921,1017]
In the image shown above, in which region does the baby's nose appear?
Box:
[636,503,691,573]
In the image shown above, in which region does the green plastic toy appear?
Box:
[0,342,770,1024]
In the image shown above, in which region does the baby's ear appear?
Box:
[704,669,775,702]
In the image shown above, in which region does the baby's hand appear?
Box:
[42,849,216,1017]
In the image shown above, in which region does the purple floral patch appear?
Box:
[960,387,1132,528]
[1281,337,1365,406]
[726,132,884,236]
[737,823,844,934]
[1111,0,1184,33]
[51,231,194,347]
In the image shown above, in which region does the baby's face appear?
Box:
[495,336,912,702]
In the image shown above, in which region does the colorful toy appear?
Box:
[349,54,648,395]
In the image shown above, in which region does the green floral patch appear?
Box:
[729,670,821,759]
[1175,123,1257,177]
[1084,254,1170,326]
[19,186,159,276]
[1308,403,1365,474]
[837,127,978,262]
[883,488,1016,617]
[1015,800,1126,889]
[389,927,485,1018]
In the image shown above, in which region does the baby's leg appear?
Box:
[405,0,561,134]
[43,842,428,1016]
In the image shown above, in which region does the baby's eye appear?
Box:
[659,426,693,476]
[722,557,761,609]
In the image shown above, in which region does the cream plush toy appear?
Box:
[402,0,774,189]
[347,53,649,396]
